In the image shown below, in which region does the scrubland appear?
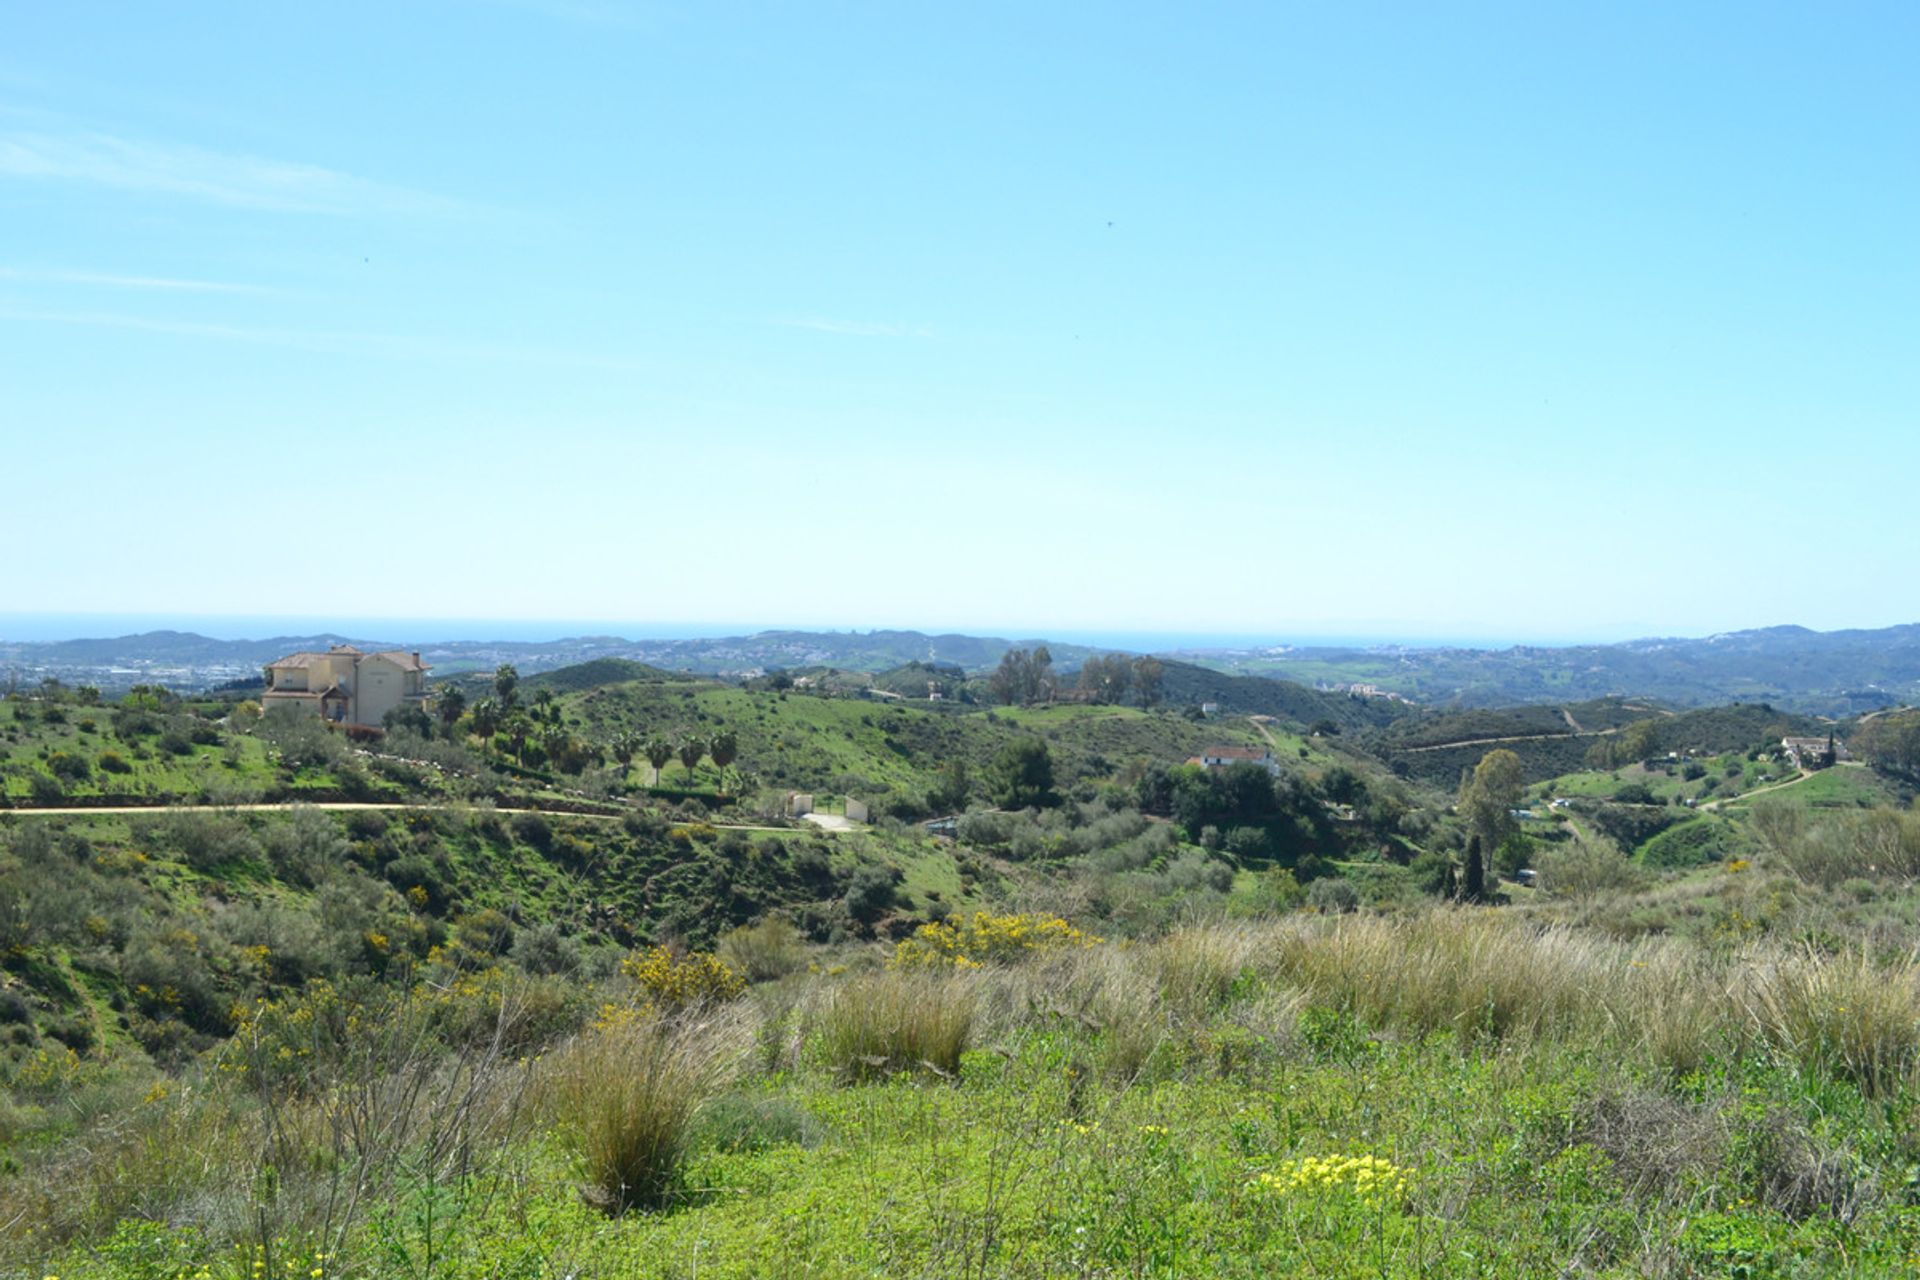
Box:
[13,892,1920,1278]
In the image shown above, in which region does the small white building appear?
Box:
[262,645,430,728]
[1187,745,1281,776]
[1781,735,1847,769]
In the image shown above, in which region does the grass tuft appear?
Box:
[814,969,976,1082]
[549,1010,744,1214]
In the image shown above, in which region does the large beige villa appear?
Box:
[261,645,430,728]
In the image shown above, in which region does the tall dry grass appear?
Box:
[987,943,1172,1081]
[1256,909,1741,1076]
[545,1009,748,1213]
[1150,924,1267,1022]
[1742,948,1920,1096]
[813,969,977,1081]
[1269,910,1607,1042]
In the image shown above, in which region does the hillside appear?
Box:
[0,666,1429,1081]
[1180,622,1920,714]
[1152,660,1411,731]
[11,665,1920,1277]
[558,678,1288,811]
[1363,698,1828,787]
[523,657,692,693]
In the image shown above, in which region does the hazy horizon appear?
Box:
[2,611,1913,653]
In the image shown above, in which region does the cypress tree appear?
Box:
[1463,834,1485,903]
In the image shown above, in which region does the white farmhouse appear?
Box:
[1186,745,1282,776]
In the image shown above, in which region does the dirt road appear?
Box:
[0,800,803,833]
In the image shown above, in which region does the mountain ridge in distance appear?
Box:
[2,621,1916,717]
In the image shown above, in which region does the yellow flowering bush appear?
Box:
[1254,1153,1409,1211]
[890,912,1101,969]
[620,946,746,1010]
[222,978,366,1089]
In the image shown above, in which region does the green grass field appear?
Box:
[0,700,289,800]
[1719,763,1906,813]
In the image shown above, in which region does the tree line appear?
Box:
[988,648,1166,709]
[383,665,740,791]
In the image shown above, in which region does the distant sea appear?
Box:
[0,614,1636,650]
[0,615,761,644]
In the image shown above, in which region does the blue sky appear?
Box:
[3,2,1915,644]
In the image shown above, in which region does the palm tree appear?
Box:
[708,731,738,794]
[645,737,674,786]
[610,732,637,781]
[435,685,467,737]
[468,697,501,742]
[677,737,706,788]
[503,713,534,765]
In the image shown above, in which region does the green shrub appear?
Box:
[1538,837,1649,897]
[260,805,348,886]
[716,917,807,982]
[511,921,582,976]
[511,811,554,851]
[96,750,132,775]
[156,810,260,871]
[456,908,515,959]
[45,751,91,783]
[845,864,901,924]
[694,1093,823,1153]
[1306,877,1361,913]
[383,855,448,910]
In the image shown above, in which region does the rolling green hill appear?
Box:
[524,657,692,693]
[1363,698,1831,788]
[1152,660,1411,731]
[559,678,1280,809]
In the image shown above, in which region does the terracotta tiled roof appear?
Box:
[364,650,430,672]
[267,648,429,672]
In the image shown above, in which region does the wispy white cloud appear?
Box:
[0,130,459,216]
[0,305,645,371]
[772,317,934,338]
[0,306,336,349]
[0,266,270,294]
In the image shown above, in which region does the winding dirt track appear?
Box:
[1397,730,1609,753]
[0,801,800,833]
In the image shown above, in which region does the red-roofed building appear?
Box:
[1185,745,1280,775]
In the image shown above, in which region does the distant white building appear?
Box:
[262,645,430,728]
[1781,735,1846,769]
[1187,745,1281,776]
